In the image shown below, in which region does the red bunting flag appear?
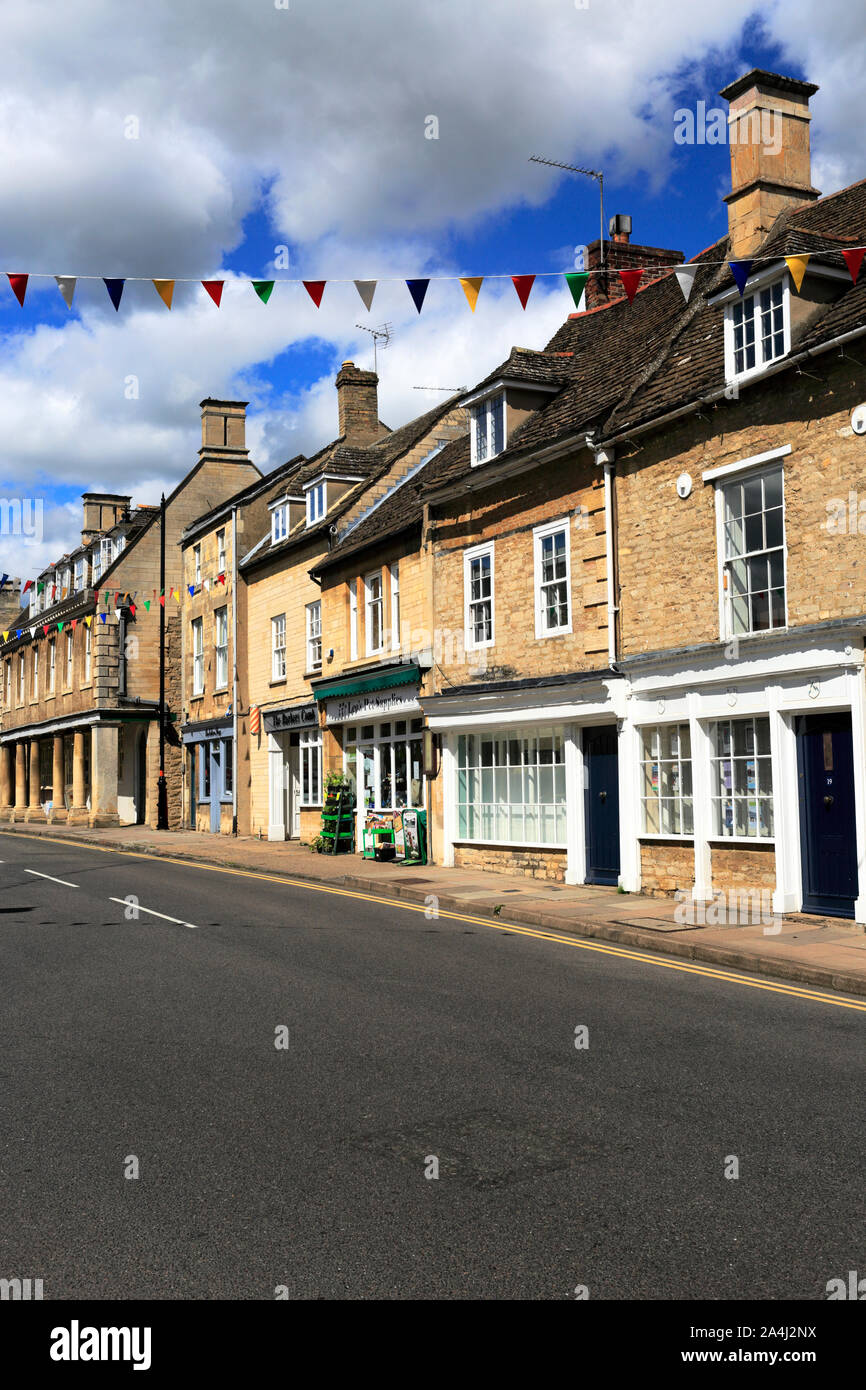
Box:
[7,274,28,306]
[842,249,865,284]
[22,580,33,594]
[42,624,48,636]
[71,619,78,630]
[619,269,643,304]
[159,595,165,607]
[512,275,536,309]
[303,281,326,308]
[202,280,224,307]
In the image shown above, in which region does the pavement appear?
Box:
[1,830,864,1299]
[2,818,866,996]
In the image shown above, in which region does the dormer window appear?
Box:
[307,481,326,525]
[470,394,505,466]
[723,274,789,383]
[74,557,86,592]
[271,505,288,544]
[114,533,125,559]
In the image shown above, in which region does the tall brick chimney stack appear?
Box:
[336,361,386,445]
[584,217,684,312]
[720,70,820,259]
[199,399,250,463]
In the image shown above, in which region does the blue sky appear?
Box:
[0,0,861,578]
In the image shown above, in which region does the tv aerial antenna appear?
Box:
[529,155,605,268]
[355,321,392,373]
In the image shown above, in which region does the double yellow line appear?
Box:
[15,832,866,1014]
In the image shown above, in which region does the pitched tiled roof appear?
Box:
[241,394,464,569]
[471,346,577,392]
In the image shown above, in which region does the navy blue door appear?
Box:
[584,725,621,886]
[798,714,857,917]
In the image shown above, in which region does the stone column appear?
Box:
[67,729,89,825]
[25,739,46,821]
[14,741,28,820]
[49,734,67,823]
[89,723,120,827]
[0,744,12,821]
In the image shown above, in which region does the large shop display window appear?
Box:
[457,728,567,846]
[344,719,424,811]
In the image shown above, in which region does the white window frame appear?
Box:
[84,624,92,682]
[48,639,55,694]
[306,600,322,673]
[711,715,774,843]
[390,563,400,652]
[723,273,790,384]
[74,557,86,592]
[216,528,226,573]
[639,724,694,838]
[364,571,383,656]
[349,580,358,660]
[214,605,228,690]
[463,541,495,651]
[705,447,789,642]
[271,613,286,681]
[299,727,322,806]
[65,630,74,687]
[4,658,10,707]
[18,652,25,702]
[192,616,204,695]
[533,518,572,639]
[32,643,39,699]
[469,393,506,466]
[193,544,202,588]
[271,506,287,545]
[455,727,567,848]
[307,481,326,526]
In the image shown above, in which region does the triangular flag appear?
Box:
[173,588,180,601]
[57,621,64,633]
[512,275,535,309]
[114,592,120,606]
[15,630,22,639]
[674,265,699,302]
[85,616,92,627]
[188,584,195,596]
[30,626,37,639]
[252,280,274,304]
[354,280,376,312]
[406,279,429,313]
[159,596,165,607]
[71,619,78,630]
[842,249,865,284]
[100,612,107,623]
[619,269,643,304]
[729,261,753,297]
[37,581,44,593]
[303,281,326,307]
[202,280,224,307]
[1,632,7,643]
[460,277,483,312]
[153,279,174,309]
[22,580,33,595]
[7,274,28,306]
[785,256,810,294]
[55,276,77,308]
[144,600,151,612]
[129,603,135,617]
[104,279,125,311]
[203,579,210,592]
[217,573,226,585]
[42,625,48,636]
[114,608,121,621]
[0,575,6,590]
[564,272,588,309]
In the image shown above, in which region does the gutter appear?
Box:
[425,430,594,505]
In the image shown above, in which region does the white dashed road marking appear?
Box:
[109,897,199,929]
[25,869,79,888]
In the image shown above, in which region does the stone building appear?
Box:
[0,401,259,827]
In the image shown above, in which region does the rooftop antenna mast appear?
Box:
[355,321,392,374]
[529,155,605,269]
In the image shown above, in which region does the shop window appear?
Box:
[299,728,322,805]
[711,716,773,839]
[342,719,423,813]
[640,724,693,836]
[456,728,566,846]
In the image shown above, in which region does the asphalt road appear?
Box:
[0,832,863,1300]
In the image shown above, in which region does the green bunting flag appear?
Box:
[252,280,274,304]
[564,272,588,308]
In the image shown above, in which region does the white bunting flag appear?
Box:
[674,265,699,303]
[354,280,377,312]
[55,276,77,309]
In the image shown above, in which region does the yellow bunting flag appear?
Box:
[1,631,7,642]
[784,256,810,293]
[173,587,180,601]
[85,615,92,627]
[153,279,175,310]
[460,277,483,312]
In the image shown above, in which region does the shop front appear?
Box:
[182,715,234,834]
[265,701,322,842]
[313,663,427,854]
